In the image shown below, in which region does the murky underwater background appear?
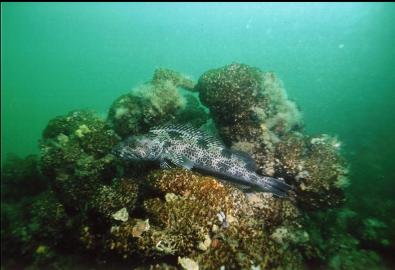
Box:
[1,2,395,269]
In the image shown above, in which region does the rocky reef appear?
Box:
[1,64,390,269]
[40,110,120,210]
[108,68,208,139]
[196,63,347,211]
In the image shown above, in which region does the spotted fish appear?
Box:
[113,124,291,197]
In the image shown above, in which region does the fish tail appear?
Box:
[260,176,292,197]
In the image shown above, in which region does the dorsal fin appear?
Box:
[149,123,225,148]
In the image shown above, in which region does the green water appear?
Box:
[1,2,395,268]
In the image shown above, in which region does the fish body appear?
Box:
[114,124,291,197]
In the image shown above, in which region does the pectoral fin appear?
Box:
[166,153,194,170]
[160,159,173,169]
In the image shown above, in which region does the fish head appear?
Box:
[113,135,164,161]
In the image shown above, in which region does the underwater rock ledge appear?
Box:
[2,64,388,270]
[196,63,347,210]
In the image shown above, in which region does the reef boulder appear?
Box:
[40,110,120,210]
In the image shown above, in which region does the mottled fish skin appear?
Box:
[114,124,291,197]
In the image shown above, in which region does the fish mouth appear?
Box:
[111,144,121,157]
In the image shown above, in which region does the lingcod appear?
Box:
[113,124,291,197]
